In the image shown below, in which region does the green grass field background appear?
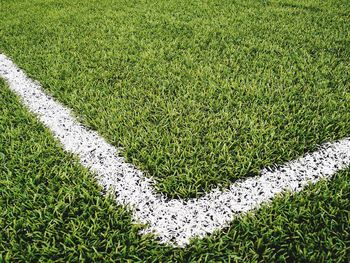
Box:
[1,0,349,198]
[1,0,350,261]
[1,80,349,262]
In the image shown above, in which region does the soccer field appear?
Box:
[1,0,350,261]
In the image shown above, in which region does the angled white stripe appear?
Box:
[1,53,350,247]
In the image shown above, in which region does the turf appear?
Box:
[1,0,349,198]
[1,80,349,262]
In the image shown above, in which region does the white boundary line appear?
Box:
[1,53,350,247]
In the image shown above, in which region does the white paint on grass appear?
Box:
[1,53,350,247]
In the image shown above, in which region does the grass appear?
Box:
[1,0,350,261]
[1,80,349,262]
[0,0,349,198]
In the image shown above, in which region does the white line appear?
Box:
[1,53,350,247]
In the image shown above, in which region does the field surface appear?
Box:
[1,0,350,261]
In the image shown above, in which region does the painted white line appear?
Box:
[1,53,350,247]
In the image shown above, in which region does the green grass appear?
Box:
[1,80,349,262]
[1,0,349,198]
[1,0,350,260]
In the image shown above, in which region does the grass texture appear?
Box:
[0,0,350,260]
[1,80,349,261]
[0,0,349,197]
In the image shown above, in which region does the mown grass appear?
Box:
[1,81,349,262]
[0,0,349,198]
